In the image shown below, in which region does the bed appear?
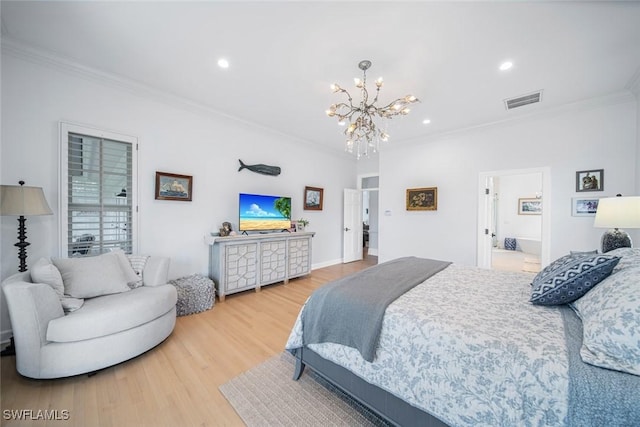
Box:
[285,248,640,427]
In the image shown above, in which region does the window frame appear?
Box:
[58,122,138,257]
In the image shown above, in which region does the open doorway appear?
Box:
[478,167,551,272]
[359,174,379,259]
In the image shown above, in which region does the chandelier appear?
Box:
[326,60,419,158]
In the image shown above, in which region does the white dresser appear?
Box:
[209,232,314,300]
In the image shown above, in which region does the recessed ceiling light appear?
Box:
[499,61,513,71]
[217,58,230,69]
[423,119,431,125]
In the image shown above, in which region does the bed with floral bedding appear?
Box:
[285,248,640,427]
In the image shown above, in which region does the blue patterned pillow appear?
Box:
[530,254,620,305]
[531,253,582,287]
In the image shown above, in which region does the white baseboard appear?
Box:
[311,258,343,270]
[368,248,379,256]
[1,328,13,346]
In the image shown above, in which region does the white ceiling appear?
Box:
[2,1,640,154]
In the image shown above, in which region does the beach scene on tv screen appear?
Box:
[239,194,291,231]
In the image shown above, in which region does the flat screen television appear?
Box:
[239,193,291,232]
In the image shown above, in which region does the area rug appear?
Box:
[219,353,391,426]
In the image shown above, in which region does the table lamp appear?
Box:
[593,194,640,253]
[0,181,53,272]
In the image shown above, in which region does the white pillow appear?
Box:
[60,296,84,313]
[52,252,131,298]
[572,266,640,376]
[111,249,142,285]
[606,247,640,272]
[30,257,65,298]
[126,254,149,289]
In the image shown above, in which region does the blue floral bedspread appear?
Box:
[286,264,570,427]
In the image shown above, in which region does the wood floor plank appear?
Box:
[0,257,375,426]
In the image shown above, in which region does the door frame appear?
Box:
[343,188,363,263]
[477,167,551,269]
[358,173,379,256]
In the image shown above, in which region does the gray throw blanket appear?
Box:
[561,307,640,426]
[302,256,451,362]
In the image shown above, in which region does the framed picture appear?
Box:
[155,171,192,201]
[572,197,599,216]
[304,186,323,210]
[576,169,604,192]
[518,198,542,215]
[406,187,437,211]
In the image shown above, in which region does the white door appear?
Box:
[343,189,363,263]
[477,176,495,269]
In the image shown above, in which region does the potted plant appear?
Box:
[297,218,309,231]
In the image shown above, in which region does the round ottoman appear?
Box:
[169,274,215,316]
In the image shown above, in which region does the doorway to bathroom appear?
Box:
[477,167,551,272]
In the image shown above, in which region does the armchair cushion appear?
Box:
[30,257,65,298]
[47,285,177,342]
[53,252,133,298]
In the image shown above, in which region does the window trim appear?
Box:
[58,122,138,257]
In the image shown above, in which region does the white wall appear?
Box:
[379,96,638,265]
[0,50,355,341]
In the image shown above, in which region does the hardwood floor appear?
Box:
[0,256,377,427]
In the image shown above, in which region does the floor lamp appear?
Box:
[594,195,640,253]
[0,181,53,357]
[1,181,53,272]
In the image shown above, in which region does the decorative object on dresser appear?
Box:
[594,194,640,253]
[0,181,53,272]
[296,218,309,232]
[303,186,323,211]
[155,171,192,201]
[575,169,604,192]
[406,187,437,211]
[219,221,233,237]
[209,232,314,301]
[237,159,281,176]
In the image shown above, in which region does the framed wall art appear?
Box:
[155,171,192,201]
[518,198,542,215]
[304,186,323,210]
[576,169,603,192]
[572,197,599,217]
[406,187,437,211]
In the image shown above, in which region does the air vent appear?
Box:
[504,90,543,110]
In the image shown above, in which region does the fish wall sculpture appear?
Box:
[238,159,281,176]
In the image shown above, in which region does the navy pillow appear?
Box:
[530,254,620,305]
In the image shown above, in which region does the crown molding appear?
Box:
[1,37,347,159]
[391,91,636,149]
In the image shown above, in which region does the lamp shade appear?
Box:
[0,185,53,216]
[593,196,640,229]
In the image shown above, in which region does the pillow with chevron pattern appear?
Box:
[530,253,620,305]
